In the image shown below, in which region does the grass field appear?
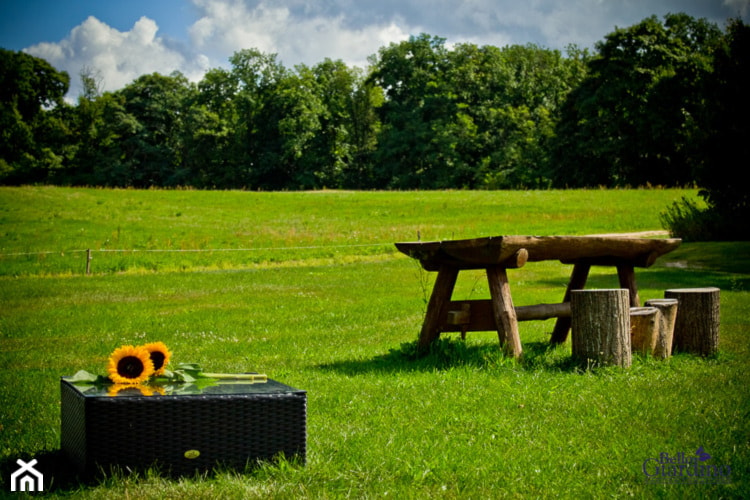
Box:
[1,186,748,498]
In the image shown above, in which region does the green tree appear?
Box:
[192,67,241,188]
[369,37,587,189]
[63,67,105,184]
[260,66,325,189]
[81,92,142,186]
[280,59,383,189]
[0,48,69,184]
[550,13,722,187]
[342,75,383,188]
[228,49,288,187]
[115,72,195,187]
[697,18,750,237]
[180,103,234,188]
[303,59,356,188]
[369,34,459,188]
[448,43,588,188]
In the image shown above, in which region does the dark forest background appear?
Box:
[1,14,748,237]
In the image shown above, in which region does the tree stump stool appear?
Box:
[630,307,659,356]
[571,289,631,368]
[664,288,720,356]
[644,298,679,359]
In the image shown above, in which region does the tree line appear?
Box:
[1,14,747,199]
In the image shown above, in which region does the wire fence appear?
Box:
[0,242,398,275]
[1,242,391,256]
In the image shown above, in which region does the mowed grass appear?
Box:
[1,187,748,498]
[0,186,698,276]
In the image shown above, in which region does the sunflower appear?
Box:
[107,384,166,397]
[107,345,154,385]
[108,384,148,397]
[141,342,172,376]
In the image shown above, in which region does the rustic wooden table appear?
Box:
[395,235,681,358]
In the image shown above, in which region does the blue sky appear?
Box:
[1,0,747,99]
[1,1,198,49]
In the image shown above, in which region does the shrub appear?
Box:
[660,196,748,241]
[660,197,717,241]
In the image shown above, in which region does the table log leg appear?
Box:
[486,266,522,358]
[417,265,459,352]
[617,264,640,307]
[550,263,590,344]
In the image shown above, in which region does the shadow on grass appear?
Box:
[318,338,580,375]
[532,268,750,297]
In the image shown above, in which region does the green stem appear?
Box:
[200,372,267,382]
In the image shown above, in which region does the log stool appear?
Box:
[571,289,631,368]
[644,298,679,359]
[630,307,659,356]
[664,288,720,357]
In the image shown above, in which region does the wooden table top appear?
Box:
[395,235,682,270]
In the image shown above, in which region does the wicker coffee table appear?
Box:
[60,377,307,477]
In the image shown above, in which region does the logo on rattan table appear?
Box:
[10,458,44,492]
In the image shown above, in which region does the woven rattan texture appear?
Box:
[61,380,306,477]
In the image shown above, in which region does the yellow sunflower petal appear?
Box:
[107,345,154,385]
[108,384,149,397]
[150,385,166,396]
[141,342,172,376]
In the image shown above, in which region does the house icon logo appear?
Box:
[10,458,44,492]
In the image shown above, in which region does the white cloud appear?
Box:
[21,1,411,100]
[20,0,746,101]
[189,0,411,69]
[24,15,209,100]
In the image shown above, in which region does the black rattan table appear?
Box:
[60,377,306,477]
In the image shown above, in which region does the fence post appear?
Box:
[86,249,92,275]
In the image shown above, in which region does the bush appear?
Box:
[660,196,748,241]
[660,197,716,241]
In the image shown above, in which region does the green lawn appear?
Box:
[1,187,747,498]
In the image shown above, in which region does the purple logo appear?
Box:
[642,447,731,484]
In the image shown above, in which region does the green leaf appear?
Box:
[65,370,110,385]
[152,363,205,384]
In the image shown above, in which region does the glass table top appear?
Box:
[62,377,304,398]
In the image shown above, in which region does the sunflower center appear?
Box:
[150,352,166,370]
[117,356,145,379]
